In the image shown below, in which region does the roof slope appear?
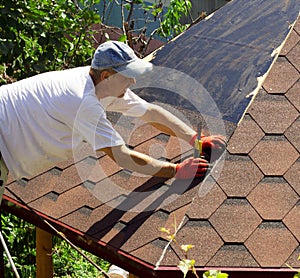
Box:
[2,1,300,277]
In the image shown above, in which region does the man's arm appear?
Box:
[101,144,176,178]
[100,145,209,179]
[139,103,226,162]
[139,103,196,143]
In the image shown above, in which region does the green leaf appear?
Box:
[118,34,127,42]
[217,273,229,278]
[203,270,229,278]
[178,259,195,278]
[294,273,300,278]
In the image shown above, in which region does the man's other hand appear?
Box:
[175,157,209,179]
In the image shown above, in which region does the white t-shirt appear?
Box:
[0,66,148,179]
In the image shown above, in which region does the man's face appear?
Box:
[96,71,136,98]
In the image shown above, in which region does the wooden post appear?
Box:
[36,227,53,278]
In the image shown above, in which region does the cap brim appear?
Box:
[114,58,153,78]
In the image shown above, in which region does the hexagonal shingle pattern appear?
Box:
[280,30,300,56]
[173,220,223,266]
[227,114,264,154]
[248,91,299,134]
[208,244,259,267]
[284,158,300,196]
[249,136,299,176]
[245,222,298,267]
[209,199,262,243]
[287,40,300,72]
[286,80,300,112]
[187,176,227,219]
[247,177,299,220]
[283,202,300,242]
[285,116,300,152]
[262,56,299,94]
[213,155,263,197]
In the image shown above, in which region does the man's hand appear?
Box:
[190,134,226,162]
[175,157,209,179]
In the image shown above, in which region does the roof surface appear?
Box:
[2,0,300,277]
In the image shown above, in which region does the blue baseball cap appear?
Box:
[91,41,153,78]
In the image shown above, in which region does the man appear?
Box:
[0,41,225,198]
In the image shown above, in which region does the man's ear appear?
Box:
[100,70,112,81]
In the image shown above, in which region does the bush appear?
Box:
[0,0,100,83]
[1,211,110,277]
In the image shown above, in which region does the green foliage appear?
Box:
[100,0,193,55]
[203,270,229,278]
[178,259,196,278]
[52,238,110,277]
[0,0,193,83]
[1,211,36,277]
[0,0,100,83]
[1,211,110,277]
[157,0,192,39]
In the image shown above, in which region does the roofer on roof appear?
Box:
[0,41,226,193]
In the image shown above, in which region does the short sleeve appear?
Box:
[74,94,124,151]
[100,89,149,117]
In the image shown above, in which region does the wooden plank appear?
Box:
[36,228,53,278]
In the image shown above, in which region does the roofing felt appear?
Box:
[2,0,300,277]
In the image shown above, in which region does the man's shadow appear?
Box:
[85,174,205,250]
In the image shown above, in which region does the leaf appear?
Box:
[217,273,229,278]
[160,227,170,234]
[178,259,195,278]
[294,273,300,278]
[118,34,127,42]
[181,244,194,252]
[166,234,176,241]
[203,270,229,278]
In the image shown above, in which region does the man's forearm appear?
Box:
[101,145,176,178]
[140,103,196,143]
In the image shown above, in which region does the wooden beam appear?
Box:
[36,227,53,278]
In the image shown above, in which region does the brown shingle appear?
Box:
[131,239,179,266]
[248,92,299,134]
[6,170,60,203]
[286,80,300,112]
[286,246,300,268]
[284,159,300,195]
[281,30,300,56]
[285,116,300,152]
[213,155,263,197]
[29,185,102,219]
[283,202,300,241]
[208,244,259,267]
[249,136,299,176]
[174,220,223,266]
[127,119,161,147]
[287,41,300,72]
[187,176,226,219]
[245,222,298,267]
[209,199,262,243]
[227,114,264,154]
[247,177,299,220]
[262,57,299,94]
[121,211,169,253]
